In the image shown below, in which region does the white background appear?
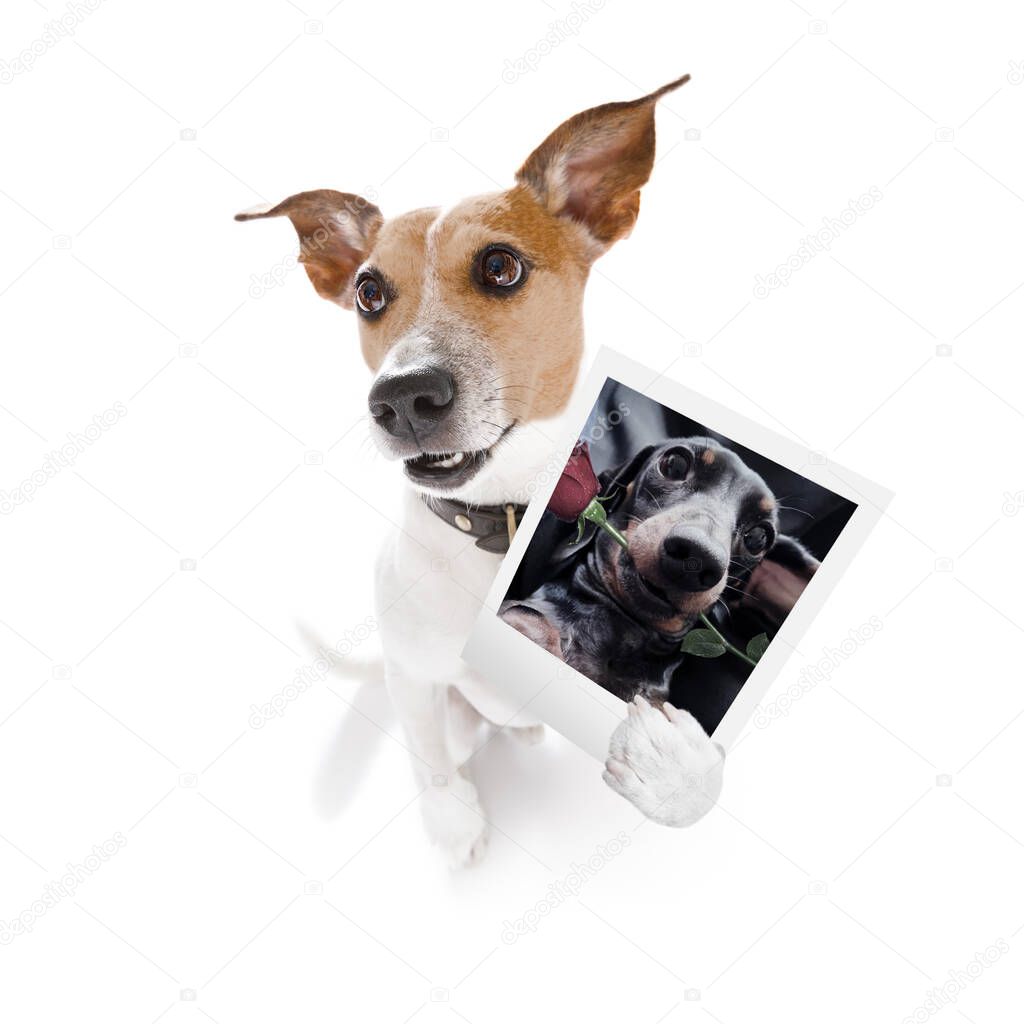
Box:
[2,1,1023,1021]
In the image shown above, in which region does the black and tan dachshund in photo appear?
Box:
[501,437,820,704]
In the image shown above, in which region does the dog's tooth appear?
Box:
[433,452,465,469]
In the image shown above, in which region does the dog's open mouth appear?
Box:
[636,572,673,608]
[402,423,516,490]
[404,449,485,487]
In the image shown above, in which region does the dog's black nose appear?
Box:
[661,530,727,592]
[368,365,455,440]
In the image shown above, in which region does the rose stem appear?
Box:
[697,612,758,668]
[580,499,629,549]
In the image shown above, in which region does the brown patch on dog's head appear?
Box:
[376,186,594,422]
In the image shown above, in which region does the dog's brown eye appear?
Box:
[744,524,773,555]
[355,275,386,315]
[658,449,691,481]
[479,247,523,288]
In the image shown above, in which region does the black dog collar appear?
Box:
[423,496,527,554]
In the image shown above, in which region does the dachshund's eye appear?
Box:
[658,449,691,481]
[355,275,386,315]
[479,247,524,288]
[744,524,774,555]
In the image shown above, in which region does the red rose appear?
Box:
[547,441,629,549]
[548,442,600,521]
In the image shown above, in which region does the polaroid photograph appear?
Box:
[463,348,892,761]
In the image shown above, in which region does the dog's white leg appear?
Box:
[445,685,486,764]
[603,697,725,827]
[385,671,490,867]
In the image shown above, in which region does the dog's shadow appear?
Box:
[297,623,394,819]
[299,623,617,841]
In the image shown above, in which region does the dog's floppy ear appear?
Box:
[738,535,820,629]
[598,444,658,497]
[509,445,656,600]
[235,190,383,307]
[515,74,689,253]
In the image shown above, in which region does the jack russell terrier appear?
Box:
[238,74,727,866]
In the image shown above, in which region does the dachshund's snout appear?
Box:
[368,364,455,440]
[661,529,727,592]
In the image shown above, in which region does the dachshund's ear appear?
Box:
[738,535,819,629]
[766,535,820,578]
[598,444,659,496]
[499,600,564,660]
[514,445,656,594]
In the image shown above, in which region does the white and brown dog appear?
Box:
[238,75,725,866]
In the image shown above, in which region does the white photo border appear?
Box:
[462,346,893,762]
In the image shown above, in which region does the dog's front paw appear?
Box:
[603,696,724,827]
[420,773,489,868]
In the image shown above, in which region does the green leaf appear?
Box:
[746,633,769,662]
[681,629,727,658]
